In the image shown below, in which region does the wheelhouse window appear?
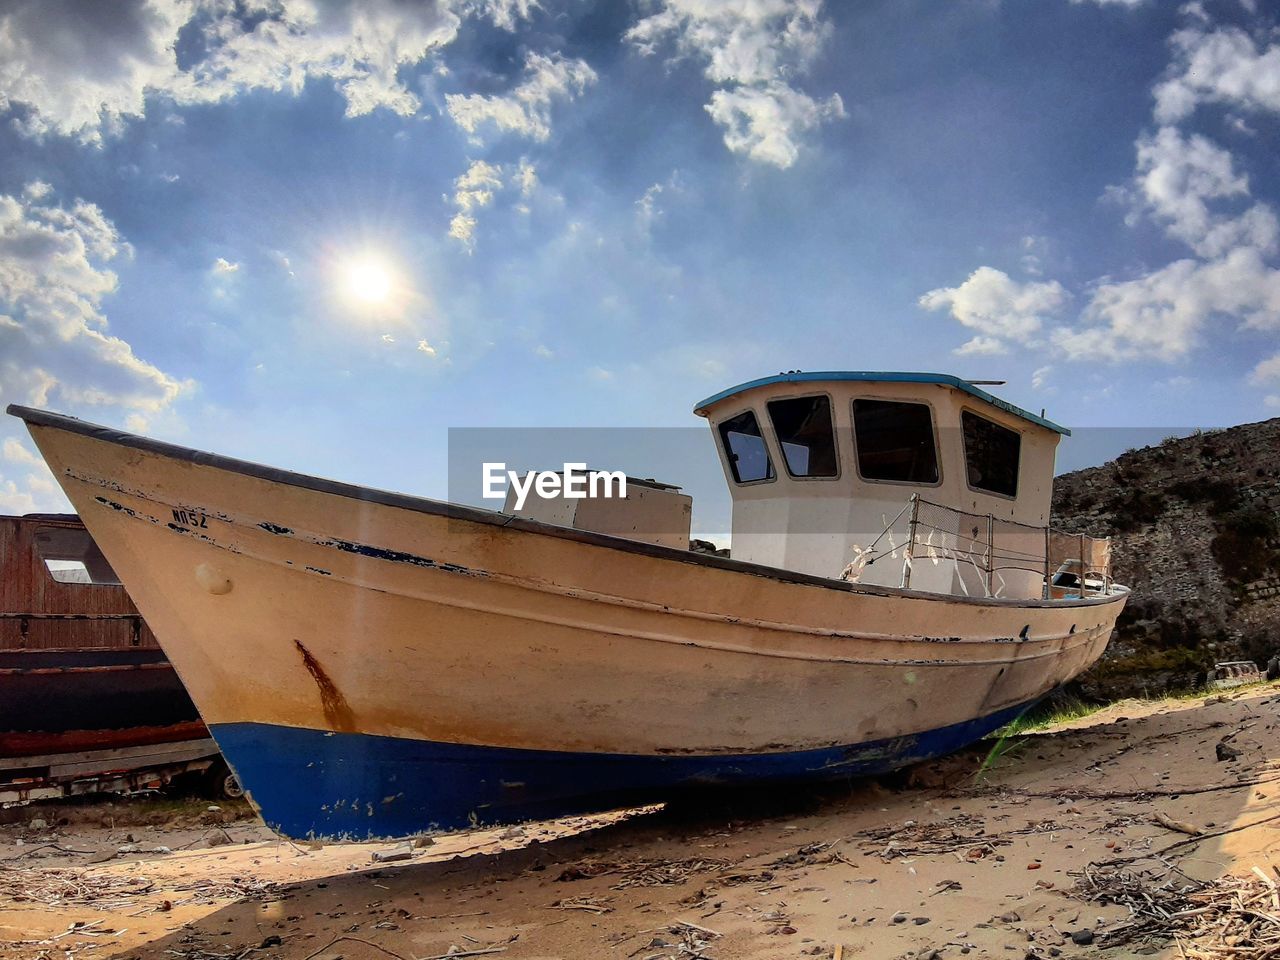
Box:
[852,399,939,484]
[718,410,775,483]
[34,525,121,585]
[766,396,838,478]
[962,411,1021,497]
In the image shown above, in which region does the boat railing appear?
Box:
[896,496,1112,599]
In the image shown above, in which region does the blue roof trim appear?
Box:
[693,371,1070,436]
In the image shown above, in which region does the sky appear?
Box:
[2,0,1280,531]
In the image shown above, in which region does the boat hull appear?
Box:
[0,649,201,756]
[10,407,1128,839]
[213,697,1036,837]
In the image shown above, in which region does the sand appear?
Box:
[2,684,1278,960]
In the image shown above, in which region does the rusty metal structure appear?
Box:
[0,512,157,652]
[1,513,218,801]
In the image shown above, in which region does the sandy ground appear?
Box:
[2,685,1278,960]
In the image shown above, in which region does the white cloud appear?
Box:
[2,438,40,466]
[1054,247,1280,361]
[0,183,187,511]
[1250,352,1280,385]
[1020,235,1048,276]
[212,256,239,274]
[514,158,537,197]
[1031,365,1052,390]
[466,0,539,31]
[1070,0,1147,6]
[447,158,541,250]
[448,159,504,251]
[417,338,437,356]
[919,267,1068,350]
[625,0,843,168]
[0,0,465,142]
[0,0,188,143]
[953,335,1008,357]
[445,51,595,143]
[533,343,553,359]
[706,83,844,169]
[924,10,1280,375]
[1131,126,1276,258]
[1154,24,1280,125]
[0,185,186,413]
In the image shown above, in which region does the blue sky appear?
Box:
[2,0,1279,524]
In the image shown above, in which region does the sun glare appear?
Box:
[341,256,394,305]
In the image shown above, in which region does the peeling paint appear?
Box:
[317,536,482,577]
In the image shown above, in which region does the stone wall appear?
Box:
[1051,418,1280,699]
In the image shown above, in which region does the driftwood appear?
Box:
[1075,863,1280,957]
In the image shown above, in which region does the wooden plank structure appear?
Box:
[0,513,208,765]
[0,512,158,651]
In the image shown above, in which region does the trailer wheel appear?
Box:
[206,760,245,800]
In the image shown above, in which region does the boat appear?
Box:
[0,512,223,801]
[8,372,1128,839]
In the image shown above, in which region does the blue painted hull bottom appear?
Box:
[210,699,1037,840]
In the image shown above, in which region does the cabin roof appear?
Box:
[692,371,1070,436]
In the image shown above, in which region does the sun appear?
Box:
[340,256,394,305]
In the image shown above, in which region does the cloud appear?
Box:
[1054,246,1280,361]
[952,335,1009,357]
[1154,24,1280,125]
[212,256,240,274]
[466,0,540,32]
[923,8,1280,376]
[1250,352,1280,385]
[448,159,505,251]
[0,186,188,412]
[625,0,843,168]
[445,51,595,143]
[417,338,437,356]
[1020,235,1048,276]
[0,0,188,143]
[1131,126,1276,258]
[2,438,41,466]
[706,83,845,169]
[447,158,540,250]
[1031,365,1052,390]
[0,183,187,511]
[919,267,1068,350]
[0,0,465,142]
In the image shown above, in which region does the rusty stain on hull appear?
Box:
[293,639,355,732]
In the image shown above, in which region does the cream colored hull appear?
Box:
[14,408,1127,836]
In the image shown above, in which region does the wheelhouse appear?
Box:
[695,372,1095,601]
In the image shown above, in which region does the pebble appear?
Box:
[28,819,46,830]
[999,911,1021,923]
[913,916,930,925]
[1069,929,1094,946]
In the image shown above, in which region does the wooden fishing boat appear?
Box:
[9,372,1127,839]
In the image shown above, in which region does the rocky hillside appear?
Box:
[1052,418,1280,699]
